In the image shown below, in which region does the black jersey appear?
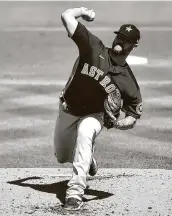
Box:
[63,22,143,118]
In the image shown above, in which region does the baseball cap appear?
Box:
[114,24,140,45]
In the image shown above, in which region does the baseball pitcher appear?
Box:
[54,7,143,211]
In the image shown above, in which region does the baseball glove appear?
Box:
[104,88,122,129]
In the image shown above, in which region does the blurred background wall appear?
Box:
[0,1,171,29]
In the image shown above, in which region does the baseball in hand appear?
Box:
[89,9,95,21]
[81,8,95,22]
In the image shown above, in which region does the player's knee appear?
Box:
[78,128,94,141]
[78,117,101,139]
[78,124,94,139]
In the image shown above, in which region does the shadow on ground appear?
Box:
[7,176,114,205]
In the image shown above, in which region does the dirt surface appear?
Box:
[1,168,172,216]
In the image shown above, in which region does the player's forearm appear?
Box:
[61,7,94,37]
[114,116,137,130]
[61,8,81,36]
[61,8,83,21]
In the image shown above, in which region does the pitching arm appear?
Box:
[113,115,137,130]
[61,7,95,37]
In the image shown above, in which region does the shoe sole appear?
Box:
[63,202,84,211]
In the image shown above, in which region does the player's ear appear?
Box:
[134,41,139,48]
[133,44,138,49]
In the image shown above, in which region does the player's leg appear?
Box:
[54,102,79,163]
[65,115,103,204]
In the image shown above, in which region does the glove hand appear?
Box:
[104,99,118,122]
[104,88,121,129]
[81,7,95,22]
[104,89,121,117]
[104,113,117,129]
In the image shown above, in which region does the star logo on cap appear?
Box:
[126,26,132,32]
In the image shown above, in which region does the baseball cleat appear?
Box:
[63,197,84,211]
[89,158,98,176]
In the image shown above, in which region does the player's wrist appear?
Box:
[80,7,89,16]
[69,7,94,19]
[80,7,95,21]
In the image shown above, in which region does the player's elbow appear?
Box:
[61,11,67,23]
[61,11,71,36]
[61,9,72,21]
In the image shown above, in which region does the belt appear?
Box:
[59,94,72,114]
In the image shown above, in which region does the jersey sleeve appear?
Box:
[122,88,143,119]
[71,21,103,55]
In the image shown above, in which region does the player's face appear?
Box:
[112,34,135,54]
